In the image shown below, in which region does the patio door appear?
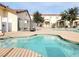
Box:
[2,22,7,32]
[2,22,12,32]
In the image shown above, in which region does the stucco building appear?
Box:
[16,9,32,31]
[0,3,32,33]
[42,14,61,28]
[31,14,61,28]
[0,4,18,33]
[31,14,79,28]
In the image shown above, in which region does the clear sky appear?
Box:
[1,2,79,14]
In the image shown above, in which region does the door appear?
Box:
[2,22,12,32]
[2,22,7,32]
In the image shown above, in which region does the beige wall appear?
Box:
[8,12,18,32]
[0,9,3,33]
[1,10,18,32]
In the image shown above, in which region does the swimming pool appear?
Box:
[0,34,79,57]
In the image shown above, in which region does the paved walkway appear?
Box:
[0,28,79,43]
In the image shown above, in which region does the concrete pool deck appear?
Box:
[0,28,79,43]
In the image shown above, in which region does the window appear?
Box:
[25,20,27,23]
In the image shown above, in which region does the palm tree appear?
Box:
[59,11,68,27]
[67,7,78,27]
[61,7,79,28]
[61,10,68,20]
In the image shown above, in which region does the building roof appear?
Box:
[0,3,6,8]
[0,3,29,14]
[0,3,16,14]
[42,14,61,16]
[15,9,28,13]
[31,14,61,16]
[15,9,31,21]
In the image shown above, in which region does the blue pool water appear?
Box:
[0,34,79,57]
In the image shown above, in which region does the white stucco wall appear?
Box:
[8,12,18,32]
[31,15,61,23]
[42,16,61,23]
[31,15,61,28]
[43,16,61,28]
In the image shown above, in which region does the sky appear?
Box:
[1,2,79,14]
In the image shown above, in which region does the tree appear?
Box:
[67,7,78,27]
[61,10,68,21]
[60,10,68,27]
[33,11,44,26]
[61,7,79,28]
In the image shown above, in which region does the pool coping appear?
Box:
[0,34,79,45]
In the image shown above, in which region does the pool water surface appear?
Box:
[0,34,79,57]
